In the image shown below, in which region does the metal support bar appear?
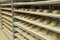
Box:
[11,0,15,40]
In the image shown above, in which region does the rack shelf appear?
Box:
[2,28,12,40]
[15,16,60,33]
[2,16,12,22]
[14,22,54,40]
[3,22,12,31]
[1,11,12,16]
[15,33,27,40]
[2,17,12,22]
[1,8,60,18]
[3,19,12,26]
[1,1,60,6]
[15,28,40,40]
[0,8,12,11]
[3,25,12,35]
[14,10,60,18]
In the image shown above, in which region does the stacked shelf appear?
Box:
[1,1,60,6]
[14,13,60,40]
[0,9,13,40]
[0,1,60,40]
[15,28,40,40]
[13,1,60,40]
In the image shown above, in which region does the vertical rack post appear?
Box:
[11,0,15,40]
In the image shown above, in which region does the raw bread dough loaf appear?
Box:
[24,33,39,40]
[50,21,57,27]
[29,9,32,11]
[25,9,29,11]
[22,22,27,25]
[36,9,43,12]
[24,15,28,18]
[52,33,58,40]
[34,27,41,32]
[43,19,50,25]
[29,25,35,29]
[32,9,36,11]
[41,29,49,35]
[20,14,24,17]
[21,9,24,11]
[36,18,43,23]
[29,9,36,11]
[22,15,25,18]
[52,10,60,14]
[29,16,38,20]
[43,9,50,13]
[26,16,31,19]
[43,30,49,35]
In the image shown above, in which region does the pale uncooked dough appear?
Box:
[50,21,57,27]
[43,9,50,13]
[52,10,60,14]
[43,19,50,25]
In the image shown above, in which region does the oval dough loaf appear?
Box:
[52,10,60,14]
[36,9,43,12]
[43,19,50,25]
[43,9,50,13]
[50,21,57,27]
[52,33,58,40]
